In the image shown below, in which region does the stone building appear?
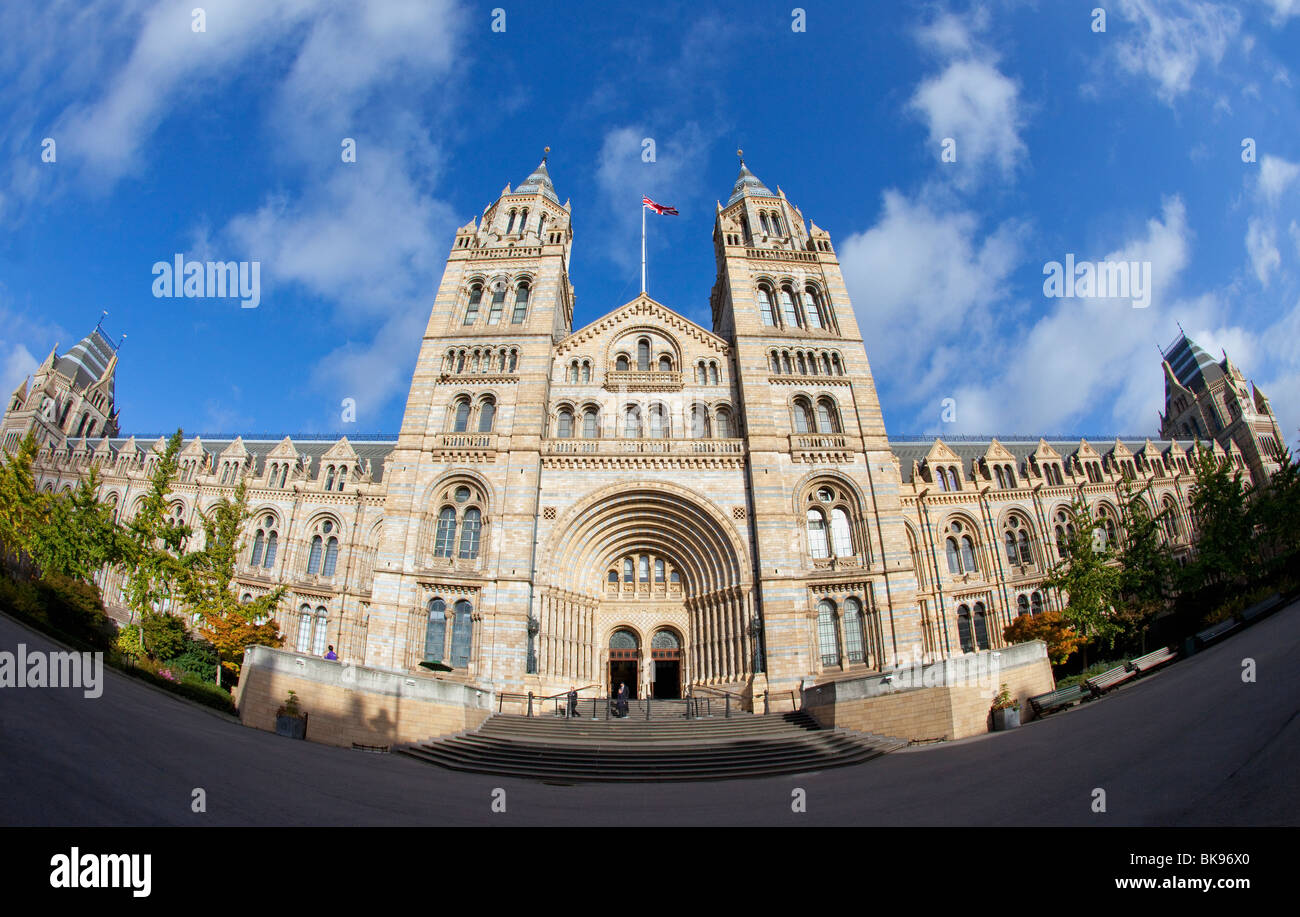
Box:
[5,157,1289,705]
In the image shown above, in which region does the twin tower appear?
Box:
[362,155,918,699]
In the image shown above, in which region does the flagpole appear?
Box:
[641,201,647,294]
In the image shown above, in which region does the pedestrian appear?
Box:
[566,686,578,718]
[617,681,628,717]
[324,645,338,661]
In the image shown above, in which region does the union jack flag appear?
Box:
[642,196,679,215]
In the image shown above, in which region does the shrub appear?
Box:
[115,623,144,658]
[140,610,188,661]
[1003,610,1085,665]
[172,640,218,684]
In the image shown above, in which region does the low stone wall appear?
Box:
[802,640,1056,741]
[235,645,494,748]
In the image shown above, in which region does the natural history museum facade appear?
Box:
[5,157,1290,705]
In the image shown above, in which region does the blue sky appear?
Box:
[1,0,1297,447]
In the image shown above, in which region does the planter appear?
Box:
[275,714,307,739]
[992,707,1020,731]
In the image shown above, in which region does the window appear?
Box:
[580,360,589,381]
[803,286,823,329]
[477,399,496,432]
[638,555,650,582]
[557,409,574,439]
[1031,592,1043,616]
[807,509,830,559]
[487,288,504,325]
[582,408,599,439]
[307,536,323,574]
[945,538,961,574]
[779,286,801,327]
[817,600,840,666]
[648,403,668,438]
[957,605,974,653]
[250,531,265,566]
[709,362,719,384]
[654,558,665,583]
[759,287,777,326]
[658,355,672,372]
[450,600,473,668]
[623,405,642,438]
[312,607,329,655]
[264,531,278,568]
[1017,595,1030,616]
[464,285,482,325]
[296,605,313,653]
[760,212,770,234]
[458,508,481,559]
[844,597,866,663]
[793,398,814,434]
[325,465,336,490]
[815,398,840,434]
[972,602,990,650]
[637,339,650,372]
[452,398,471,433]
[691,404,710,438]
[623,558,634,581]
[425,599,447,661]
[512,283,529,323]
[434,506,456,558]
[505,210,516,234]
[831,508,853,556]
[714,407,732,439]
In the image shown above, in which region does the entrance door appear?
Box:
[609,658,638,699]
[651,658,680,699]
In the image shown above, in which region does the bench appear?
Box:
[1028,683,1089,717]
[1195,618,1240,647]
[1127,646,1177,674]
[1085,664,1136,697]
[1240,593,1283,622]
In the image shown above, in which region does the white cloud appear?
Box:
[1,342,37,400]
[1259,0,1300,23]
[908,12,1025,185]
[1257,155,1300,204]
[1245,217,1282,285]
[1113,0,1241,103]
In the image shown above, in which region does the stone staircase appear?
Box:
[397,706,906,782]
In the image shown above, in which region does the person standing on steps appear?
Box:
[566,686,579,719]
[617,681,628,718]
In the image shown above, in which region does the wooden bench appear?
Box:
[1028,683,1089,717]
[1240,593,1283,622]
[1085,664,1136,697]
[1127,646,1177,674]
[1195,618,1240,647]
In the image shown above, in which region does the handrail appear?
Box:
[541,683,599,701]
[691,684,743,699]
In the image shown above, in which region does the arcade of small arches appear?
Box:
[756,279,838,333]
[550,400,737,440]
[459,276,533,328]
[442,345,521,375]
[768,348,845,377]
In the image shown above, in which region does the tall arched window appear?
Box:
[582,407,599,438]
[487,287,505,325]
[623,404,642,438]
[638,554,650,582]
[324,465,336,490]
[759,212,770,234]
[615,354,630,371]
[477,399,496,433]
[1017,595,1030,616]
[957,604,974,653]
[759,286,777,326]
[807,508,830,559]
[648,403,668,438]
[815,398,840,434]
[708,362,719,384]
[307,535,323,574]
[623,557,634,581]
[434,506,457,558]
[312,607,329,655]
[450,600,473,668]
[637,339,650,372]
[960,535,977,573]
[972,602,990,650]
[658,355,672,372]
[452,398,471,433]
[803,286,824,329]
[691,404,710,438]
[250,531,265,566]
[463,285,482,325]
[505,210,517,234]
[714,407,732,438]
[831,508,853,556]
[425,598,447,662]
[458,508,482,559]
[296,604,313,653]
[945,537,961,573]
[1031,591,1043,615]
[557,409,574,439]
[580,360,589,381]
[817,600,840,666]
[792,398,814,434]
[779,285,801,327]
[264,531,278,569]
[512,283,530,323]
[844,597,866,663]
[322,536,339,577]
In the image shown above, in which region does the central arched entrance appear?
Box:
[537,483,755,694]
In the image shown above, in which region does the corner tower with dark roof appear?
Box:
[1,319,120,454]
[1158,331,1287,483]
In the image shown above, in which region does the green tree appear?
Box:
[1042,498,1124,651]
[26,466,126,582]
[1114,482,1178,649]
[1184,443,1255,592]
[179,480,285,686]
[120,430,188,622]
[1251,451,1300,575]
[0,432,45,570]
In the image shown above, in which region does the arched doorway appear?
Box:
[608,628,640,699]
[650,628,682,699]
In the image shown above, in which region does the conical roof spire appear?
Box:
[727,149,774,206]
[515,148,559,204]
